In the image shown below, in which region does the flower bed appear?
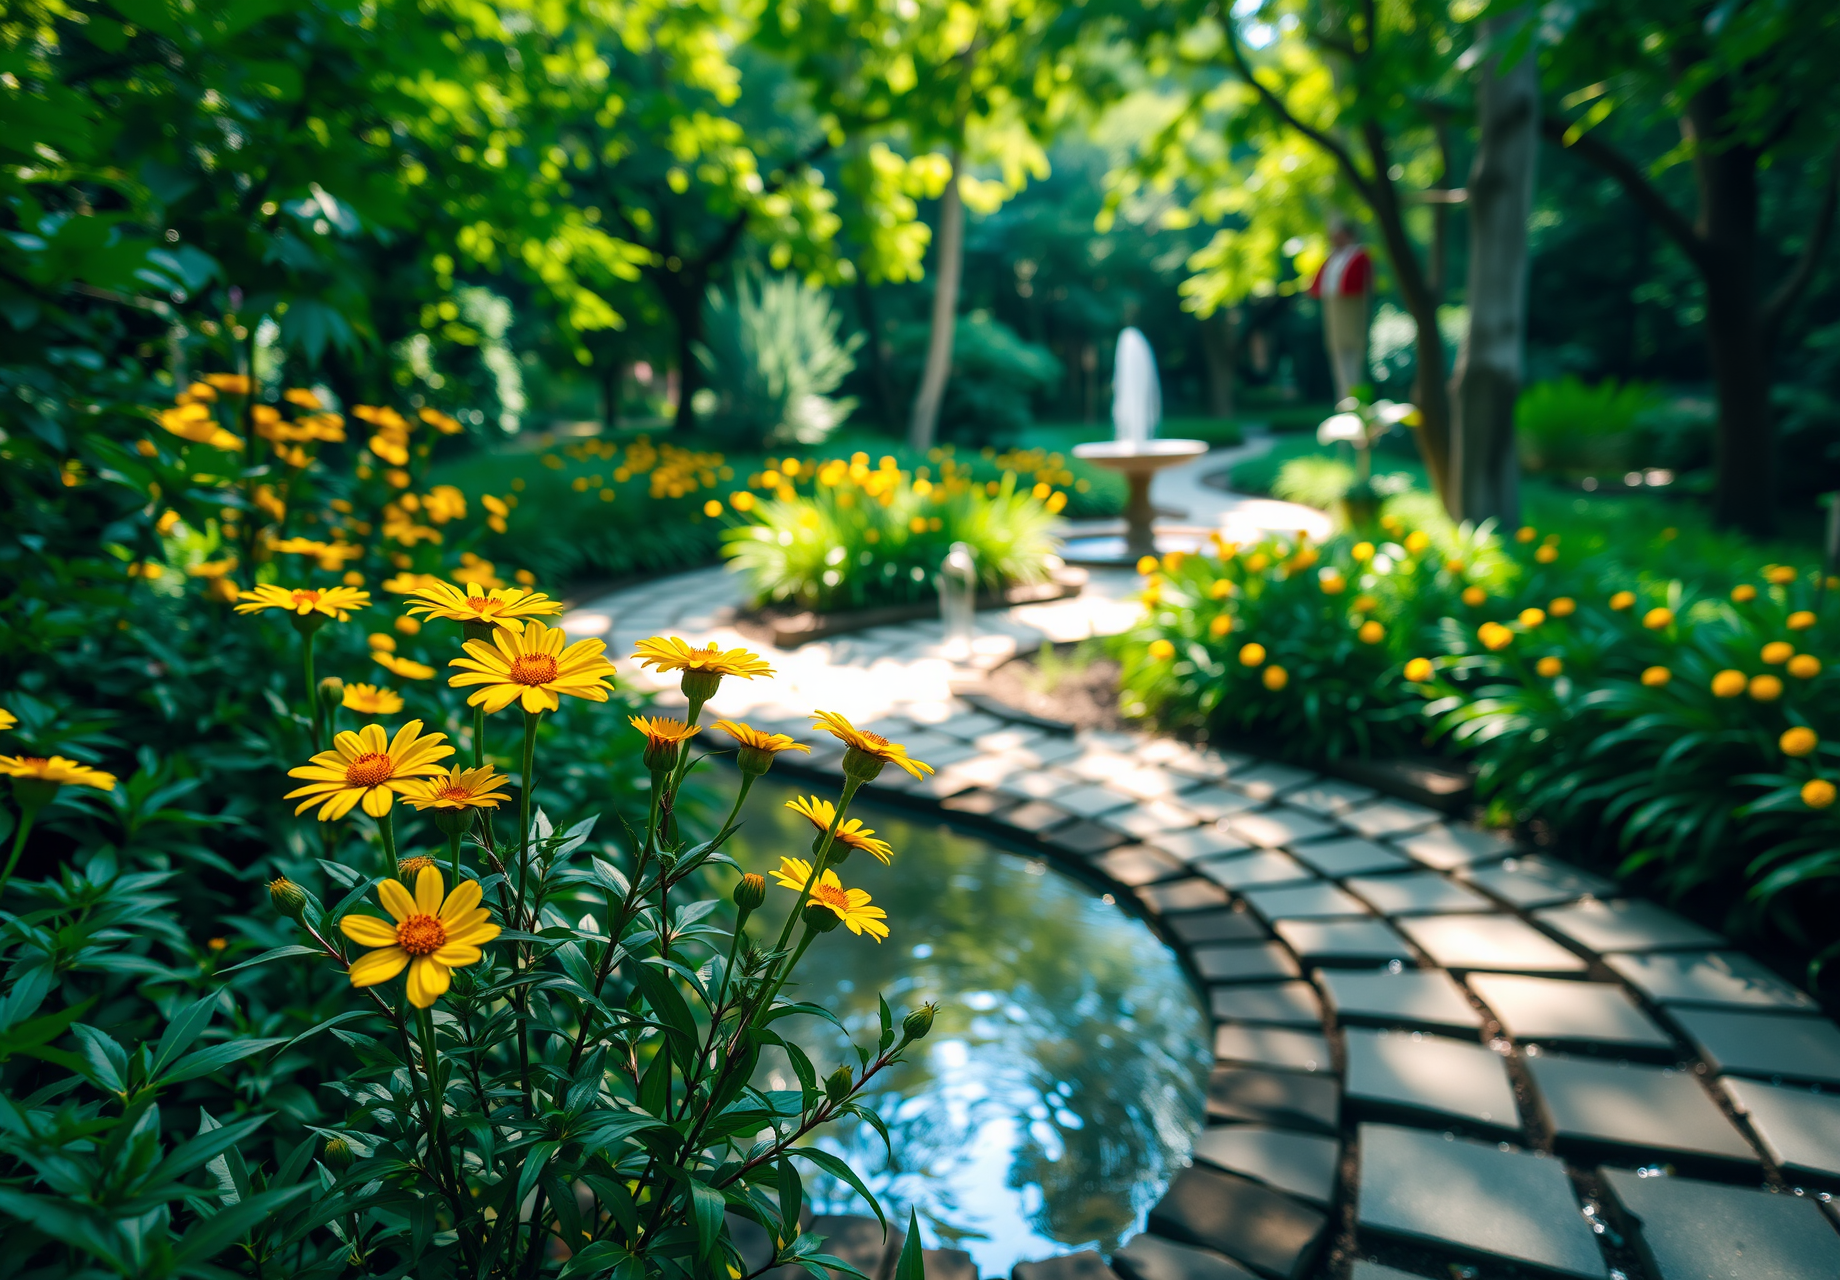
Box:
[1116,513,1840,972]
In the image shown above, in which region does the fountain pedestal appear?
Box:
[1071,439,1210,561]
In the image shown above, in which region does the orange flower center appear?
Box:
[859,731,890,749]
[468,596,504,613]
[290,589,322,608]
[813,882,850,912]
[436,783,473,801]
[345,752,395,787]
[396,914,447,955]
[509,653,559,685]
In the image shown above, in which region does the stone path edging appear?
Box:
[563,567,1840,1280]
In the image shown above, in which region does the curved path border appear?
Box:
[563,568,1840,1280]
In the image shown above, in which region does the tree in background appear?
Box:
[1448,15,1539,526]
[1540,0,1840,534]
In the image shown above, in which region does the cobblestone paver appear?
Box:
[566,568,1840,1280]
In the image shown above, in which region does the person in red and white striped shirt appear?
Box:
[1309,220,1374,399]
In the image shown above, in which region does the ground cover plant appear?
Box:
[1115,504,1840,980]
[0,370,942,1276]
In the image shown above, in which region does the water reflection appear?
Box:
[721,780,1209,1275]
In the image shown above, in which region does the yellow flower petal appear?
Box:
[349,946,410,987]
[340,915,400,947]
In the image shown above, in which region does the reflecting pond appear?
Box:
[721,779,1210,1275]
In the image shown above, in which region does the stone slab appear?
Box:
[1599,1167,1840,1279]
[1670,1006,1840,1085]
[1002,799,1076,834]
[1092,845,1188,886]
[1111,767,1198,803]
[1054,784,1139,820]
[1522,1053,1757,1164]
[1397,914,1589,973]
[1344,871,1495,916]
[1466,974,1675,1050]
[1173,786,1265,823]
[1213,1024,1332,1074]
[1194,942,1301,984]
[1534,899,1725,954]
[1195,851,1317,891]
[1146,1165,1326,1280]
[1338,799,1444,840]
[1240,882,1373,921]
[1280,779,1380,817]
[808,1214,902,1280]
[997,772,1078,802]
[1110,1235,1258,1280]
[1459,855,1616,909]
[940,788,1018,818]
[1225,808,1340,850]
[1167,909,1269,946]
[1067,750,1140,784]
[1605,951,1818,1012]
[1138,878,1234,915]
[1226,762,1318,801]
[1357,1123,1607,1279]
[1348,1266,1424,1280]
[1044,820,1130,858]
[1014,1250,1115,1280]
[1720,1077,1840,1179]
[1191,1126,1340,1205]
[1205,1066,1341,1133]
[1274,919,1414,965]
[1344,1028,1520,1131]
[1104,801,1205,840]
[1208,981,1323,1029]
[1394,824,1515,871]
[1285,837,1417,879]
[1317,968,1484,1031]
[925,1251,977,1280]
[1147,826,1255,865]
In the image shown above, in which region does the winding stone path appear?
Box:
[563,568,1840,1280]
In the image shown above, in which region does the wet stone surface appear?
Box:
[1342,1028,1520,1131]
[1599,1168,1840,1279]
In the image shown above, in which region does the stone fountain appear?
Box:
[1068,328,1208,562]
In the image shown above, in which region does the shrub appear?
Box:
[1116,502,1840,980]
[1270,454,1356,509]
[889,314,1062,446]
[697,271,863,447]
[721,454,1059,613]
[1514,375,1661,476]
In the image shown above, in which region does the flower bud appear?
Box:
[839,747,887,783]
[824,1066,854,1103]
[268,877,308,922]
[429,807,473,837]
[733,873,767,914]
[902,1003,937,1042]
[681,668,723,708]
[801,901,843,933]
[317,676,345,713]
[736,745,779,777]
[322,1136,355,1171]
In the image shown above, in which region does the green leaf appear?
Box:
[788,1147,885,1233]
[153,992,220,1078]
[172,1184,311,1266]
[160,1037,285,1085]
[219,944,324,975]
[892,1209,924,1280]
[689,1178,725,1259]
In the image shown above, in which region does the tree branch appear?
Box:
[1541,115,1708,270]
[1222,17,1375,206]
[1762,146,1840,339]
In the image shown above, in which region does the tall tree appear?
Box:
[1449,15,1539,526]
[1541,0,1840,533]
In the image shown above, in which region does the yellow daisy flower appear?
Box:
[629,715,702,750]
[402,579,563,632]
[811,710,935,780]
[715,719,810,775]
[785,794,893,864]
[373,651,436,681]
[342,683,404,715]
[338,865,500,1007]
[768,857,889,941]
[234,584,371,622]
[401,764,512,813]
[0,754,117,792]
[285,721,454,820]
[0,707,15,732]
[448,619,615,714]
[631,636,776,680]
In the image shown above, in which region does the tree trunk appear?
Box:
[1449,16,1538,527]
[854,276,899,429]
[653,268,706,433]
[1199,308,1239,418]
[1361,123,1453,507]
[908,152,964,451]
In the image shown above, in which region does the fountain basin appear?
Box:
[1070,439,1210,563]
